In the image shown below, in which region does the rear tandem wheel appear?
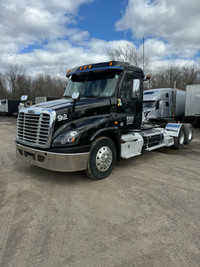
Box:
[173,125,185,149]
[184,124,193,145]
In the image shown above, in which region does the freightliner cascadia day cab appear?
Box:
[16,62,193,180]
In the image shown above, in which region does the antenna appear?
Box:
[174,81,176,88]
[143,36,145,71]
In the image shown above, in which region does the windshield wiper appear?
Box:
[63,95,71,98]
[81,95,98,99]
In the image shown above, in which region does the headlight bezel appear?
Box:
[52,129,80,147]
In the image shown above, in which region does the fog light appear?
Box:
[18,149,23,156]
[37,155,45,162]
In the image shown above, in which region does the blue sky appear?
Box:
[77,0,131,41]
[0,0,199,76]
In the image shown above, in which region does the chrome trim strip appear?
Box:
[16,144,89,172]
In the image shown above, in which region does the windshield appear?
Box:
[63,71,120,98]
[143,101,156,109]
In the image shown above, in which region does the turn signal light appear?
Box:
[37,155,45,162]
[144,74,151,81]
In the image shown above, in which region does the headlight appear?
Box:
[52,130,80,146]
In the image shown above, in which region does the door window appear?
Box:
[133,79,140,97]
[120,76,140,99]
[120,76,132,99]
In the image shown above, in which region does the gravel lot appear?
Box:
[0,116,200,267]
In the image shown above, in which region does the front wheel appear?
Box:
[85,137,116,180]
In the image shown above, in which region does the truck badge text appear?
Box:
[57,114,68,121]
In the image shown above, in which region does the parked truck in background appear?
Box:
[143,88,186,123]
[15,62,193,180]
[143,86,200,127]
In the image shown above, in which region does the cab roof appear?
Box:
[66,61,143,77]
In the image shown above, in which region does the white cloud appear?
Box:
[0,1,138,77]
[1,39,134,76]
[0,0,93,50]
[0,0,199,78]
[116,0,200,58]
[0,0,95,75]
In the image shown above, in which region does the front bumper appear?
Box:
[16,143,89,172]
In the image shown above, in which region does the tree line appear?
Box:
[0,65,67,101]
[1,45,200,101]
[108,44,200,90]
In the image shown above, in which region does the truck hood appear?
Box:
[34,98,73,111]
[34,97,110,112]
[143,107,156,119]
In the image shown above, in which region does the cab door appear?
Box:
[117,73,143,130]
[161,100,170,118]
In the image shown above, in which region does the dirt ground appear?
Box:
[0,116,200,267]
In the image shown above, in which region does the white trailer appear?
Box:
[184,84,200,127]
[185,84,200,116]
[0,99,20,115]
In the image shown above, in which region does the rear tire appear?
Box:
[85,137,116,180]
[173,126,185,149]
[184,124,193,144]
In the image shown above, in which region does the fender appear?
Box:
[90,127,121,160]
[52,114,116,146]
[90,127,118,141]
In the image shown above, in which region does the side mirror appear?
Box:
[72,92,80,101]
[131,79,140,98]
[20,95,28,102]
[155,101,159,109]
[72,92,80,112]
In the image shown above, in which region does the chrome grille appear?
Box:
[17,112,51,147]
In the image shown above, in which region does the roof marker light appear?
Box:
[84,66,87,70]
[67,70,70,74]
[89,65,92,69]
[80,67,83,70]
[109,62,113,66]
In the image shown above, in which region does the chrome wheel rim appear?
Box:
[180,131,185,145]
[96,146,112,172]
[188,128,193,141]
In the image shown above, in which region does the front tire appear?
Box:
[85,137,116,180]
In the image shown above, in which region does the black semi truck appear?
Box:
[16,62,193,180]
